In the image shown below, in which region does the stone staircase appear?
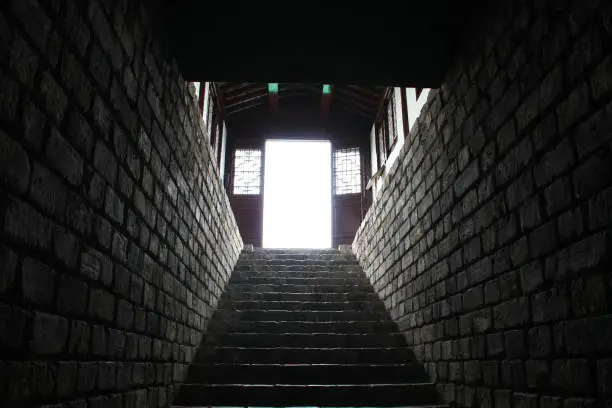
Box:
[172,248,445,407]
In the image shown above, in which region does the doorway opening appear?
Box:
[262,139,332,249]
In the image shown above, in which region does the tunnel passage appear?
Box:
[0,0,611,407]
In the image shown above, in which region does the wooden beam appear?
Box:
[226,93,373,118]
[221,82,257,94]
[373,87,393,123]
[332,93,376,114]
[346,85,383,98]
[197,82,206,116]
[228,99,267,114]
[224,91,268,109]
[278,90,318,98]
[321,84,332,117]
[333,102,372,118]
[400,87,410,142]
[224,85,268,102]
[280,83,311,91]
[335,86,379,107]
[268,83,279,113]
[210,82,228,119]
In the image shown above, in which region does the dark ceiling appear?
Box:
[163,1,481,88]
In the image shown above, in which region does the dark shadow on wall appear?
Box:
[0,0,243,405]
[353,0,612,406]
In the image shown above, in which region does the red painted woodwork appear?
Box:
[230,195,263,247]
[400,88,409,144]
[321,94,331,116]
[332,194,363,247]
[228,139,265,247]
[269,93,279,113]
[331,142,369,248]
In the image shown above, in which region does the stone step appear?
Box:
[238,254,357,262]
[238,259,358,264]
[202,333,407,348]
[226,283,372,293]
[217,300,386,312]
[239,249,353,258]
[172,383,442,407]
[246,249,342,254]
[234,264,362,272]
[185,363,430,384]
[229,276,369,285]
[195,346,417,364]
[231,269,365,279]
[206,320,399,334]
[222,291,380,302]
[213,309,391,322]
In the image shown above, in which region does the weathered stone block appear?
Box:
[31,312,69,355]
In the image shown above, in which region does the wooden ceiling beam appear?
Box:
[227,100,267,114]
[280,84,319,94]
[321,84,332,117]
[335,87,379,107]
[373,87,394,122]
[227,96,373,118]
[224,83,313,102]
[210,82,228,119]
[333,102,372,118]
[223,86,267,101]
[332,93,375,114]
[221,82,258,94]
[346,85,386,101]
[276,88,320,98]
[224,91,268,109]
[226,90,323,114]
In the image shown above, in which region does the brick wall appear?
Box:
[353,0,612,406]
[0,0,243,406]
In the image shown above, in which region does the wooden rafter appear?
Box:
[332,93,375,115]
[228,100,267,114]
[335,87,379,107]
[224,86,267,102]
[224,91,268,109]
[346,84,384,98]
[333,101,372,118]
[216,81,385,119]
[373,87,394,126]
[222,82,258,94]
[210,82,227,119]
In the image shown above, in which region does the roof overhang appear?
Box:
[163,1,480,88]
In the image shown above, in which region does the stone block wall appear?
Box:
[353,0,612,406]
[0,0,243,406]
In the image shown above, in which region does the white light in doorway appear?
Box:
[263,139,332,249]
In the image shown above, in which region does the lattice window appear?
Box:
[333,147,362,195]
[232,149,262,195]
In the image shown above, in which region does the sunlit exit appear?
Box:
[262,139,332,249]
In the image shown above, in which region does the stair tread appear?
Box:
[173,406,448,408]
[224,291,378,295]
[205,346,410,350]
[216,309,386,313]
[174,383,442,406]
[206,332,404,336]
[178,249,441,407]
[223,299,380,302]
[209,320,393,323]
[194,363,419,366]
[184,383,436,387]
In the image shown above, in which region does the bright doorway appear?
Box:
[262,139,332,249]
